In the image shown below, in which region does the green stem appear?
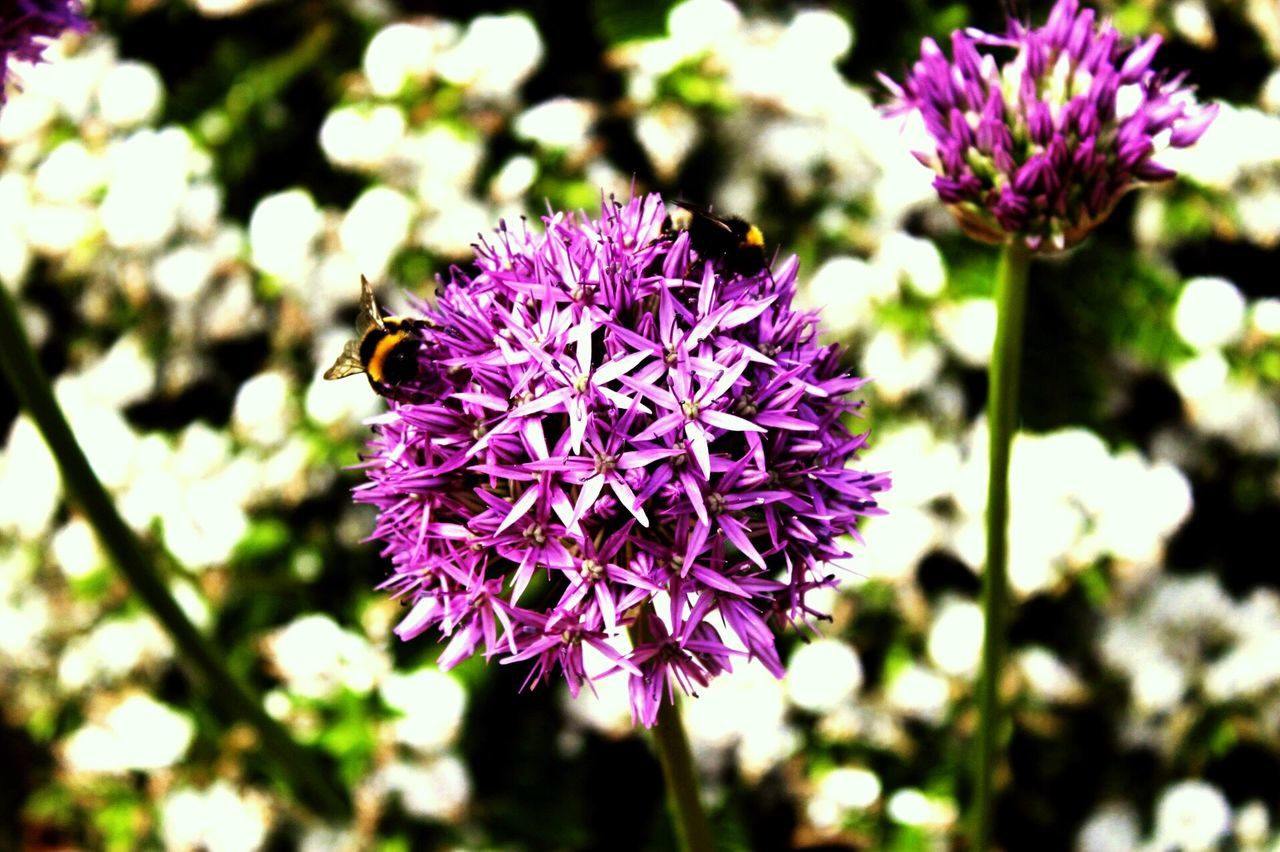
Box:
[0,284,350,820]
[630,619,714,852]
[972,241,1030,852]
[652,694,715,852]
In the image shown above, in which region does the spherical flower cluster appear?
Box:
[1,0,89,102]
[880,0,1218,251]
[355,193,888,725]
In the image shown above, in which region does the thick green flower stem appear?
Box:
[628,618,714,852]
[0,284,350,820]
[653,694,715,852]
[972,242,1031,851]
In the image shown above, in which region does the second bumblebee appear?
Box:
[670,200,769,277]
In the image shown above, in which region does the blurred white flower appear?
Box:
[1174,276,1247,350]
[877,231,946,297]
[63,693,194,773]
[886,787,954,829]
[95,61,164,128]
[153,243,218,303]
[159,484,250,569]
[266,613,388,699]
[180,183,225,237]
[23,40,116,124]
[927,598,984,678]
[33,140,104,203]
[100,127,197,249]
[513,97,597,152]
[864,330,944,403]
[376,756,471,821]
[561,665,633,738]
[1017,647,1085,703]
[160,781,271,852]
[0,415,61,537]
[57,615,171,689]
[634,105,698,181]
[0,587,51,662]
[802,255,896,336]
[807,765,881,831]
[437,14,543,99]
[1076,804,1140,852]
[417,197,490,257]
[24,202,97,254]
[381,667,468,753]
[364,21,458,97]
[339,186,413,279]
[1160,104,1280,190]
[1152,780,1232,852]
[191,0,270,16]
[1172,350,1229,400]
[78,333,154,409]
[1172,0,1215,47]
[232,370,294,447]
[248,188,321,283]
[666,0,741,56]
[0,86,57,143]
[1234,800,1270,847]
[885,663,950,723]
[1251,297,1280,336]
[1263,67,1280,114]
[50,517,103,579]
[305,344,382,427]
[685,663,792,779]
[786,638,863,713]
[412,125,484,204]
[935,298,996,367]
[489,155,538,203]
[319,104,407,172]
[856,507,939,583]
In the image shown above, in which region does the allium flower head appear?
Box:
[881,0,1218,251]
[355,193,887,726]
[1,0,89,102]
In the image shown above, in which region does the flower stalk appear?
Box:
[652,694,715,852]
[0,283,351,820]
[629,616,714,852]
[972,241,1031,850]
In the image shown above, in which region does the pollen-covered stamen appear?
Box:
[681,400,700,419]
[580,558,604,581]
[593,452,617,475]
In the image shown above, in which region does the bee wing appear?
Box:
[356,275,386,336]
[323,339,367,380]
[672,200,735,234]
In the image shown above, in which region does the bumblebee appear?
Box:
[324,276,432,400]
[670,200,768,277]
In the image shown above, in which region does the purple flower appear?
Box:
[1,0,89,103]
[354,193,888,726]
[880,0,1218,251]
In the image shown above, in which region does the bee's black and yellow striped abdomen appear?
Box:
[360,318,423,386]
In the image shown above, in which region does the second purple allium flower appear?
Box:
[881,0,1218,251]
[1,0,89,102]
[355,193,887,725]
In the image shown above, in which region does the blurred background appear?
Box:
[1,0,1278,849]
